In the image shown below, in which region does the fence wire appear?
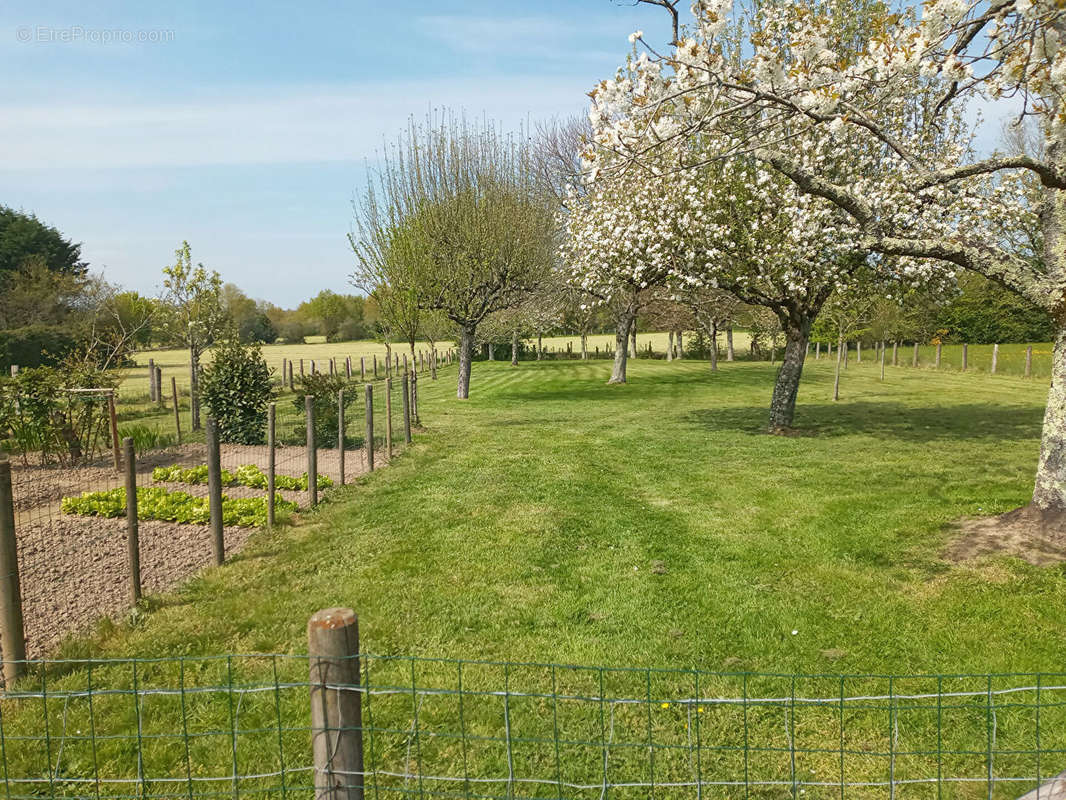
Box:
[0,654,1064,799]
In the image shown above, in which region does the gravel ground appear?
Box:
[7,440,385,657]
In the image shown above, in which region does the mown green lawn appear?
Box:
[10,356,1066,798]
[59,354,1065,671]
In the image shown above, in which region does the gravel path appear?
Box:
[7,440,386,657]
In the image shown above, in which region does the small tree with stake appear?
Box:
[352,114,555,399]
[162,242,226,431]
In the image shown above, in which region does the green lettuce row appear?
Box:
[152,463,333,491]
[61,487,298,528]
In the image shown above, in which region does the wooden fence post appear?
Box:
[338,390,346,486]
[1026,345,1033,378]
[0,457,27,684]
[936,342,942,368]
[431,349,437,380]
[148,358,157,402]
[308,608,364,800]
[857,341,862,362]
[206,417,225,565]
[962,343,969,371]
[155,367,164,409]
[300,359,305,377]
[402,373,412,444]
[267,403,276,528]
[124,437,141,604]
[912,342,919,368]
[172,377,182,445]
[346,357,352,379]
[107,390,121,472]
[373,355,378,379]
[411,371,419,425]
[364,384,374,472]
[385,378,393,459]
[880,341,886,381]
[360,357,366,381]
[306,396,318,508]
[991,343,999,375]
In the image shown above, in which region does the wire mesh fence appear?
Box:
[0,353,444,659]
[0,635,1064,800]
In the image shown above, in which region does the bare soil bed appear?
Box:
[7,440,384,657]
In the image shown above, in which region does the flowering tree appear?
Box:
[587,0,1066,509]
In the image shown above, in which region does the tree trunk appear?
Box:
[710,323,719,372]
[537,332,543,361]
[609,308,635,384]
[676,330,684,359]
[833,333,843,401]
[726,327,734,361]
[458,326,475,399]
[767,322,810,432]
[581,332,588,360]
[1033,328,1066,509]
[667,331,674,362]
[511,330,519,366]
[190,344,201,431]
[487,341,494,361]
[629,324,637,358]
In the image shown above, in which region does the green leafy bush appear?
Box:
[0,325,83,371]
[291,373,360,448]
[152,462,333,491]
[61,486,297,528]
[200,338,273,445]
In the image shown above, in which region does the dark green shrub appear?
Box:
[0,325,82,371]
[291,373,361,448]
[200,338,273,444]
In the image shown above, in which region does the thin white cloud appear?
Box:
[0,76,595,170]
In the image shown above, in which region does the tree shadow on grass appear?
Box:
[685,401,1045,442]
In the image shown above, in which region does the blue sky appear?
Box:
[0,1,662,305]
[1,1,1014,307]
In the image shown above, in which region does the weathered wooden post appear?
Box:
[206,417,225,565]
[880,341,886,381]
[346,357,352,379]
[267,403,276,528]
[962,343,969,371]
[991,343,999,375]
[107,390,121,472]
[1025,345,1033,378]
[124,437,142,604]
[373,354,378,379]
[360,357,366,381]
[857,341,862,362]
[282,359,288,386]
[311,360,317,375]
[936,342,942,368]
[403,354,409,374]
[338,390,346,486]
[411,370,419,425]
[431,349,437,380]
[172,377,183,445]
[148,358,157,402]
[912,342,919,368]
[308,608,364,800]
[300,359,305,377]
[385,378,393,459]
[402,373,412,444]
[364,384,374,472]
[0,456,27,684]
[155,367,164,408]
[306,396,318,508]
[289,361,295,391]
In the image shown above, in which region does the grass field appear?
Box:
[8,356,1064,797]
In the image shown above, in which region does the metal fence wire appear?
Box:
[0,648,1064,800]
